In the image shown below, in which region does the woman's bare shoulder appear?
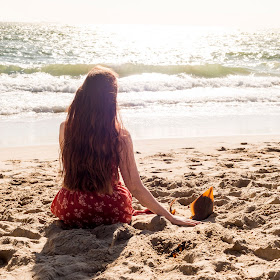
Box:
[60,121,66,130]
[59,122,66,145]
[118,128,134,155]
[120,128,132,142]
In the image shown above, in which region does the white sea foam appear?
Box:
[0,90,72,117]
[1,69,280,118]
[2,85,280,118]
[0,73,81,94]
[1,72,279,96]
[119,73,280,92]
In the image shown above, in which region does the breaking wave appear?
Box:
[1,72,279,96]
[0,63,255,78]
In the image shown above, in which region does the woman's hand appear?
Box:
[168,215,201,226]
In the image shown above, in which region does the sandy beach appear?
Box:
[0,135,280,280]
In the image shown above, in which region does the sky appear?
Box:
[0,0,279,28]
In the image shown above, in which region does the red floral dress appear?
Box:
[51,173,153,227]
[51,181,135,227]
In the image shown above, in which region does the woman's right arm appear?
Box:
[119,131,200,227]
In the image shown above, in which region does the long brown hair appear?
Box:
[61,66,122,194]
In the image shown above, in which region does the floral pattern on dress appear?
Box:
[78,194,87,207]
[61,197,69,209]
[51,181,134,228]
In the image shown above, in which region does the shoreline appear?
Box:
[1,134,279,161]
[2,113,280,147]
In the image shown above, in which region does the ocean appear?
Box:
[0,22,280,146]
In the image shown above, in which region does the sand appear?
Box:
[0,135,280,280]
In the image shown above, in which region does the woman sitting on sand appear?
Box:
[51,66,200,228]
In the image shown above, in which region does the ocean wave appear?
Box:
[0,73,81,93]
[118,88,280,108]
[1,86,280,117]
[0,63,255,78]
[0,90,72,116]
[0,105,67,116]
[2,93,280,117]
[119,74,280,92]
[1,73,279,97]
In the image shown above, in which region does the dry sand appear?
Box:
[0,135,280,280]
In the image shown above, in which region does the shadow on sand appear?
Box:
[32,221,135,280]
